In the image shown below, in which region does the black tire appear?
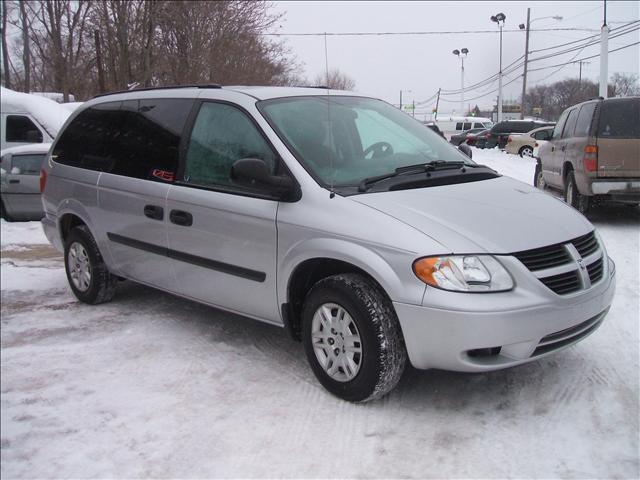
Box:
[519,145,534,157]
[533,162,547,190]
[0,199,12,221]
[64,225,117,304]
[301,273,406,402]
[564,170,590,214]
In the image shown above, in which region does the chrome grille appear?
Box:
[512,231,605,296]
[573,231,599,257]
[587,257,604,284]
[513,244,571,271]
[539,270,581,295]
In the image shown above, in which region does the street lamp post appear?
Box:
[399,89,412,112]
[491,13,506,123]
[519,12,563,118]
[452,48,469,115]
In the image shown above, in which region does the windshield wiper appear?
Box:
[358,160,473,192]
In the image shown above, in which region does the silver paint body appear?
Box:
[41,87,616,371]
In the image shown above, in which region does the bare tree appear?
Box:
[610,73,639,97]
[1,0,12,88]
[313,68,356,90]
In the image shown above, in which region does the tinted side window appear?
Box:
[11,154,45,175]
[463,122,471,130]
[597,99,640,139]
[562,109,579,138]
[53,99,193,179]
[183,102,277,190]
[6,115,43,143]
[455,122,463,130]
[574,103,597,138]
[552,110,569,140]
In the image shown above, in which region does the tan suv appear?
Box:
[536,97,640,213]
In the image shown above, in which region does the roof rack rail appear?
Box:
[295,85,330,89]
[93,84,222,99]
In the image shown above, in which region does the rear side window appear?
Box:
[463,122,471,130]
[553,111,569,139]
[10,154,45,175]
[533,129,551,140]
[5,115,43,143]
[455,122,463,130]
[562,109,578,139]
[53,99,193,179]
[574,103,597,138]
[183,102,277,190]
[597,99,640,139]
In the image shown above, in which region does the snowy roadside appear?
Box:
[1,150,638,479]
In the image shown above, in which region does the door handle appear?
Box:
[170,209,193,226]
[8,179,19,184]
[144,204,164,220]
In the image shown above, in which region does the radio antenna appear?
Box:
[324,32,335,198]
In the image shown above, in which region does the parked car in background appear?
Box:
[1,87,71,151]
[505,126,555,157]
[1,143,50,221]
[423,121,446,138]
[486,120,555,149]
[433,116,493,139]
[450,127,486,146]
[41,85,614,402]
[466,129,490,148]
[536,96,640,213]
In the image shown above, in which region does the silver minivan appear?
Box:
[41,86,616,402]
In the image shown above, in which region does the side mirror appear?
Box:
[231,158,295,198]
[458,143,473,159]
[25,130,43,143]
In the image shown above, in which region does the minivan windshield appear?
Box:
[259,96,474,188]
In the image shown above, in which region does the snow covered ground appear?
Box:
[1,148,638,479]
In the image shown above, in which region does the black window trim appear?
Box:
[5,114,44,143]
[175,98,301,203]
[561,108,579,139]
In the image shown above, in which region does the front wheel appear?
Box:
[302,273,406,402]
[564,170,590,214]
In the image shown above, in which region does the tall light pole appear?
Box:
[599,0,609,98]
[519,12,563,119]
[491,12,506,122]
[452,48,469,115]
[399,89,412,110]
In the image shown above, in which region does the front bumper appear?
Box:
[394,257,616,372]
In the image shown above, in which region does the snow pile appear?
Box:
[0,87,72,138]
[472,146,537,184]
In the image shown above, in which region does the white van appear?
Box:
[434,116,493,139]
[1,87,71,151]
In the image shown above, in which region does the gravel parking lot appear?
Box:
[1,150,638,479]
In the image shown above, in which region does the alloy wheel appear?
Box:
[68,242,91,292]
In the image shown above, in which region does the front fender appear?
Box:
[278,237,426,308]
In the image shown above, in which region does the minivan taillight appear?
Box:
[584,145,598,172]
[40,168,47,193]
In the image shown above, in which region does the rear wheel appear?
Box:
[64,225,117,304]
[520,146,534,157]
[534,162,547,190]
[564,170,590,214]
[301,273,406,402]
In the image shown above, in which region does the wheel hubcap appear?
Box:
[537,171,545,189]
[311,303,362,382]
[68,242,91,292]
[523,148,533,157]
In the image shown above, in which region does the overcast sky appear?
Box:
[272,1,639,118]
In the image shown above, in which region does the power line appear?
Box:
[530,20,639,54]
[261,27,600,37]
[528,41,640,73]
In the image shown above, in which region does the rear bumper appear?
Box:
[42,215,63,253]
[591,180,640,195]
[394,260,616,372]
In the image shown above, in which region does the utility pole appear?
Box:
[399,90,402,110]
[520,8,531,119]
[412,100,415,118]
[599,0,609,98]
[578,60,591,89]
[434,88,441,121]
[491,13,506,122]
[94,30,106,94]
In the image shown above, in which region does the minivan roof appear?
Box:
[90,85,366,102]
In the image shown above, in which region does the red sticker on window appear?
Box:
[152,169,175,182]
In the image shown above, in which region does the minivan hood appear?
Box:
[351,176,593,254]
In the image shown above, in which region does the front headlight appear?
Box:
[413,255,514,292]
